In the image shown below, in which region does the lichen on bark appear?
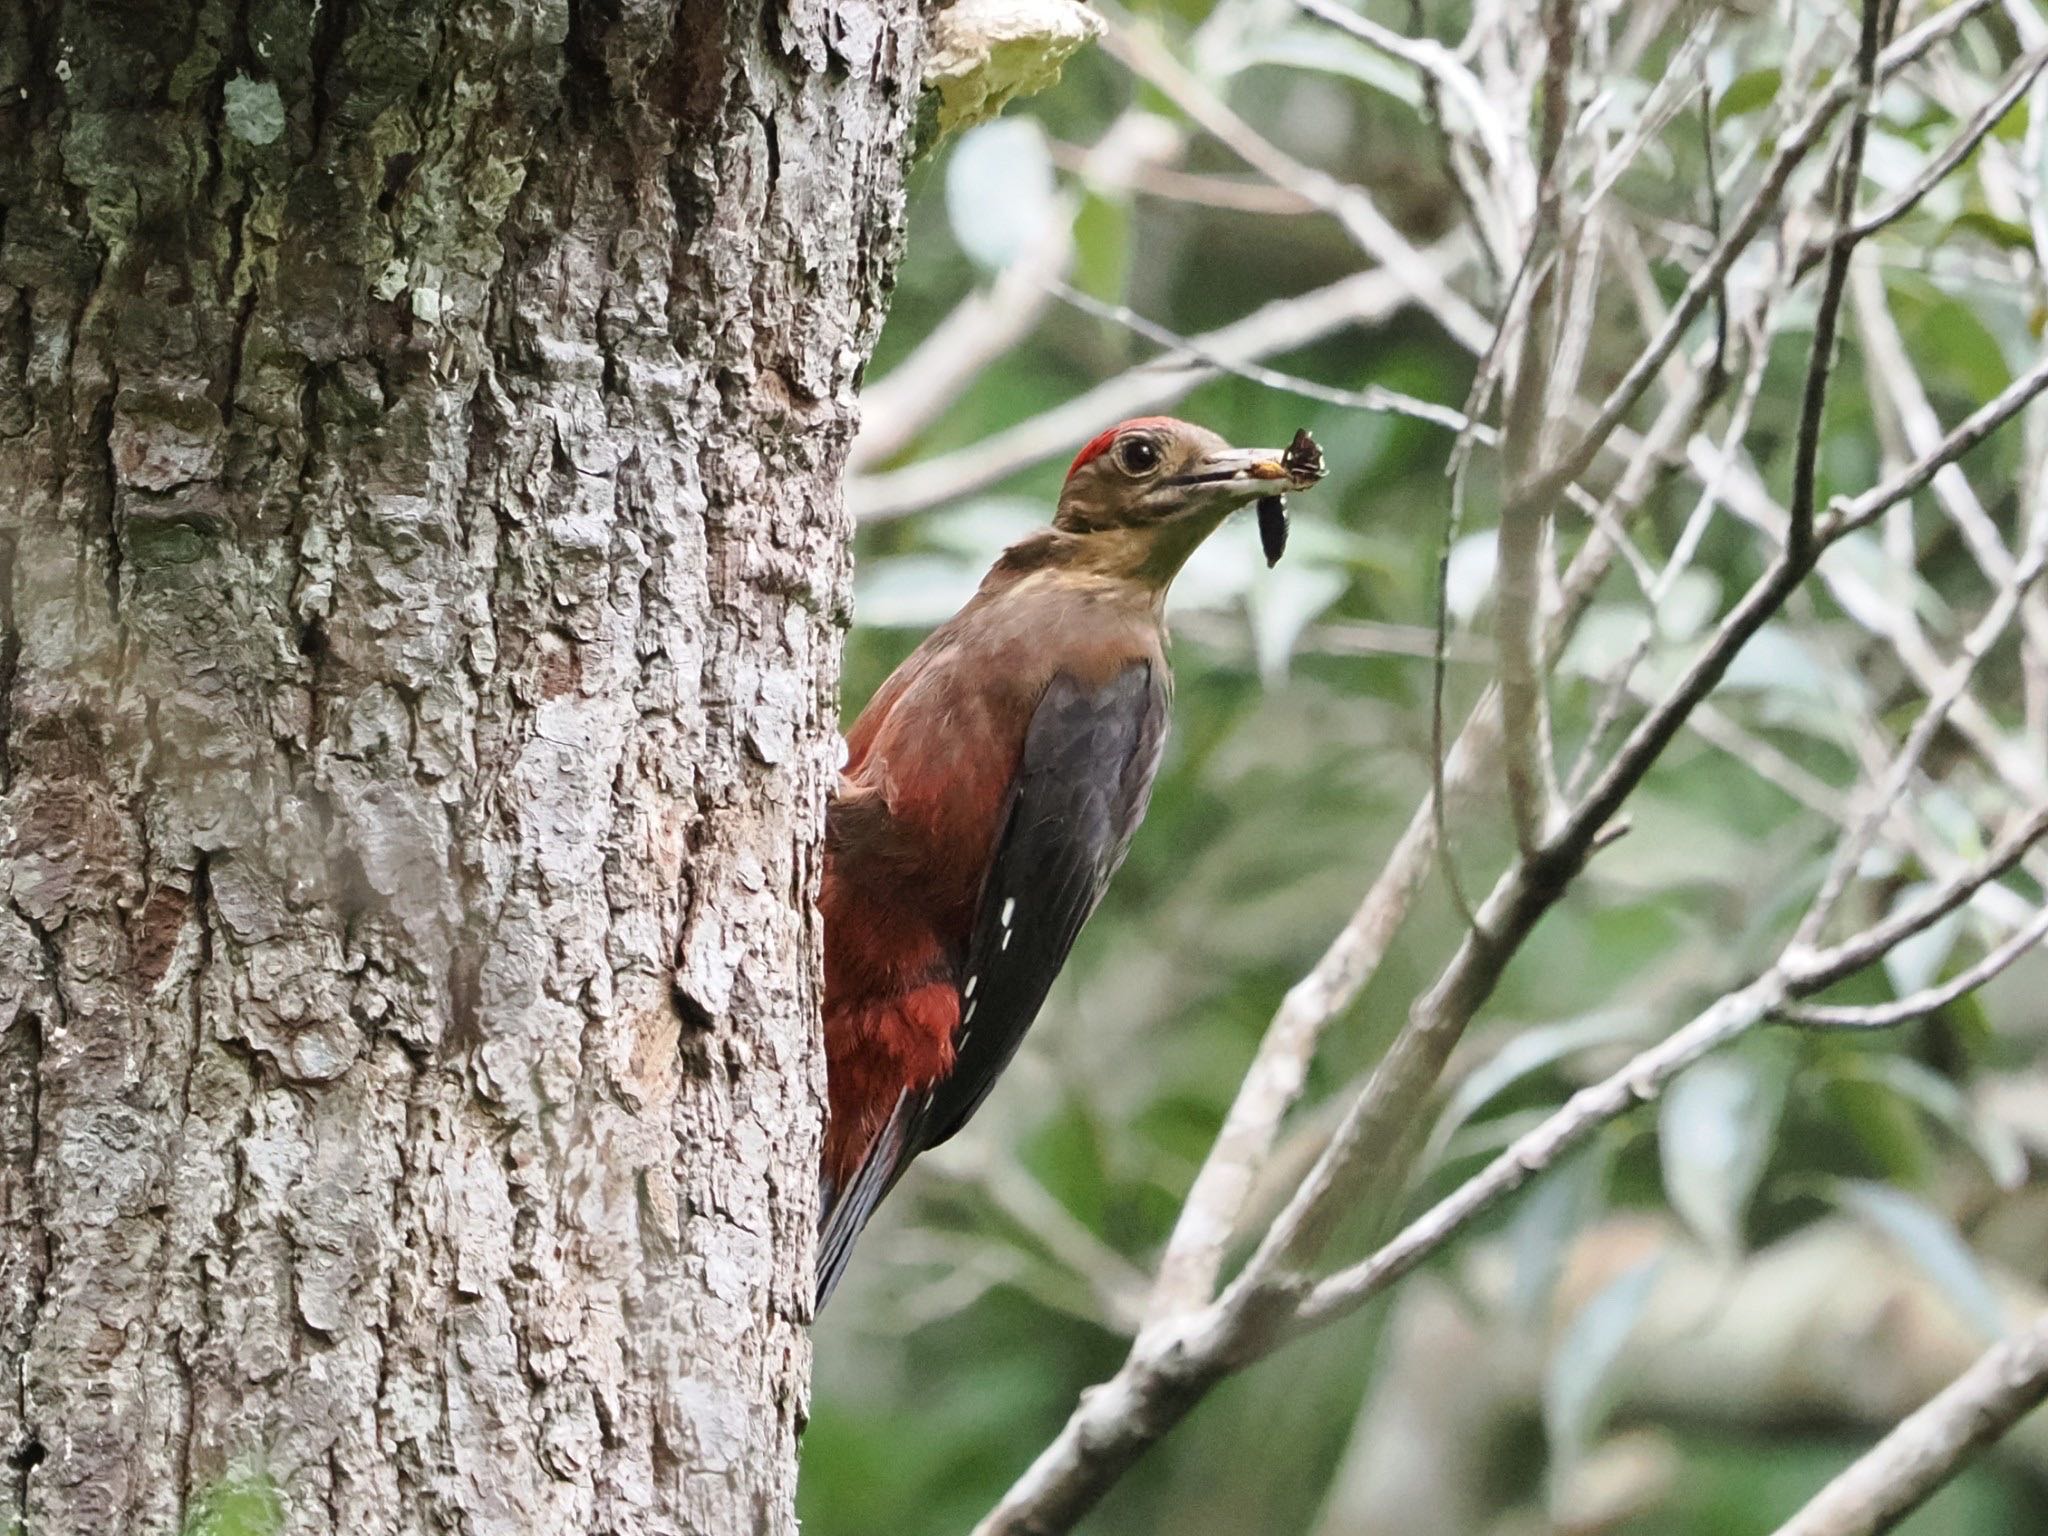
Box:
[0,0,920,1531]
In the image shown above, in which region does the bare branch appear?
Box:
[1777,900,2048,1031]
[1043,150,1317,214]
[982,318,2048,1529]
[1797,802,2048,981]
[1796,44,2048,271]
[850,263,1451,519]
[1492,0,1578,857]
[968,6,2038,1531]
[1783,0,1890,558]
[1293,971,1791,1330]
[1144,366,1713,1323]
[1850,259,2027,594]
[1046,282,1473,431]
[1573,343,2048,867]
[1290,0,1519,200]
[1796,466,2048,945]
[1767,1310,2048,1536]
[1522,0,1994,518]
[929,1148,1153,1331]
[851,114,1180,470]
[1102,18,1494,351]
[1827,349,2048,536]
[1296,800,2048,1332]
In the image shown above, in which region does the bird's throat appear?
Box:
[1062,507,1230,593]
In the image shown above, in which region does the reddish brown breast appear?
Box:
[832,562,1163,953]
[819,561,1165,1181]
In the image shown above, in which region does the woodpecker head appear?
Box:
[1050,416,1326,587]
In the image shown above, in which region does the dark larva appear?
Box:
[1258,495,1288,566]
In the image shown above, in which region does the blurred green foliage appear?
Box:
[805,1,2048,1531]
[180,1475,283,1536]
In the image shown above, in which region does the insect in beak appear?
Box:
[1256,429,1326,566]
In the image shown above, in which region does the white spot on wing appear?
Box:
[1001,930,1011,950]
[964,974,978,998]
[1000,896,1016,926]
[963,1000,977,1023]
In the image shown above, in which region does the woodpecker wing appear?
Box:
[918,661,1168,1150]
[814,661,1167,1309]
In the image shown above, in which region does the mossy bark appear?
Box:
[0,1,919,1531]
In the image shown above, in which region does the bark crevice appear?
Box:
[0,0,921,1527]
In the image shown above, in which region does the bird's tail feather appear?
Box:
[815,1091,911,1310]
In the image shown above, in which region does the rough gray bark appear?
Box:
[0,1,919,1532]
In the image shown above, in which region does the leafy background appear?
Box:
[803,2,2048,1532]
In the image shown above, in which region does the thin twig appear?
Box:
[1399,0,1511,284]
[1827,349,2048,536]
[983,283,2048,1533]
[1849,260,2021,582]
[1778,901,2048,1031]
[1048,282,1471,431]
[1785,0,1892,558]
[1104,15,1494,351]
[1767,1310,2048,1536]
[1044,141,1319,214]
[1795,459,2048,947]
[1294,801,2048,1331]
[851,263,1456,519]
[1700,78,1729,389]
[1291,0,1518,206]
[971,6,2026,1529]
[1794,44,2048,274]
[1429,499,1483,932]
[1518,0,1986,523]
[1142,353,1715,1325]
[852,116,1181,470]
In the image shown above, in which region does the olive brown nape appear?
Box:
[814,416,1328,1309]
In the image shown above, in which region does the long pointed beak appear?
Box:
[1166,442,1327,495]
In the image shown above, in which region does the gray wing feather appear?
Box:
[813,661,1166,1309]
[916,662,1166,1149]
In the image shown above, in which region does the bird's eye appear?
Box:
[1116,438,1161,475]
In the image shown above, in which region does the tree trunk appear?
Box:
[0,2,917,1531]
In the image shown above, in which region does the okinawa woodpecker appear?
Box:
[816,416,1327,1306]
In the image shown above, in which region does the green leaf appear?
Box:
[1509,1140,1614,1322]
[1659,1038,1792,1256]
[1715,70,1781,122]
[1832,1179,2008,1341]
[1428,1012,1646,1167]
[1947,209,2037,253]
[1544,1253,1664,1477]
[1824,1075,1937,1183]
[1865,1057,2028,1192]
[1891,283,2017,402]
[1070,186,1131,304]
